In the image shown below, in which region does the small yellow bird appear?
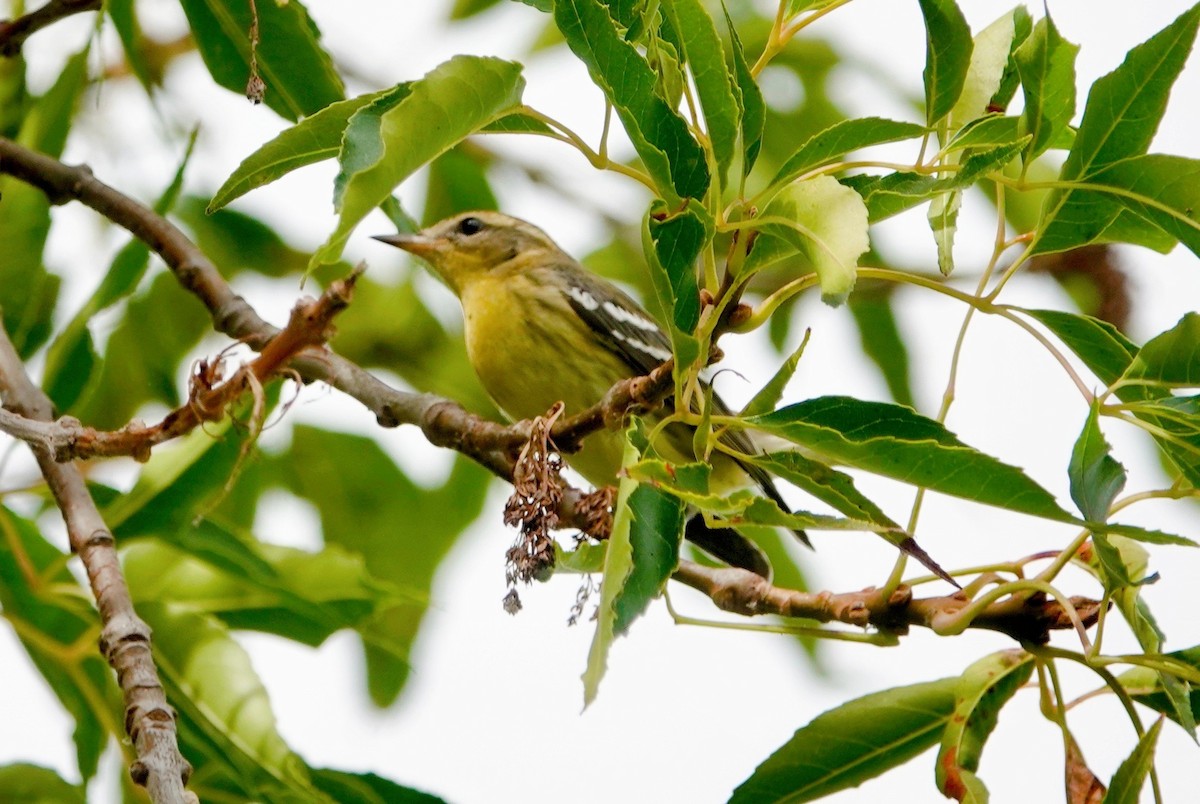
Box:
[375,210,807,575]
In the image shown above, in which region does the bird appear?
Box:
[374,210,808,577]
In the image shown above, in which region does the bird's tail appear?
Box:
[684,515,773,579]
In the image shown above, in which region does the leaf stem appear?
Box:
[598,101,613,162]
[934,578,1092,650]
[516,105,657,192]
[751,0,854,76]
[664,591,901,643]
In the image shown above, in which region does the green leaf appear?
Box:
[45,132,197,411]
[757,175,869,305]
[1122,312,1200,388]
[730,676,958,803]
[1124,646,1200,730]
[107,0,158,92]
[179,196,325,279]
[140,603,325,802]
[104,422,240,530]
[600,0,640,29]
[1034,6,1200,255]
[555,0,708,201]
[948,10,1017,129]
[480,109,556,134]
[72,272,210,429]
[41,324,99,415]
[1069,402,1127,522]
[1099,522,1196,547]
[749,451,897,528]
[105,422,287,582]
[178,0,344,121]
[722,3,764,177]
[1127,606,1196,739]
[613,484,685,634]
[741,331,811,418]
[626,459,880,532]
[988,6,1032,112]
[747,452,950,582]
[124,538,413,652]
[769,117,926,190]
[209,88,402,211]
[642,201,705,382]
[311,56,524,268]
[583,430,642,707]
[423,144,499,225]
[648,34,685,109]
[279,427,490,706]
[916,0,973,125]
[945,114,1023,152]
[843,138,1027,223]
[311,768,444,804]
[784,1,843,14]
[0,764,85,802]
[1104,717,1164,804]
[847,285,915,407]
[0,46,87,358]
[928,181,962,276]
[1100,405,1200,499]
[661,0,739,187]
[1015,12,1079,162]
[936,650,1034,801]
[1089,533,1140,592]
[1090,154,1200,258]
[930,10,1017,276]
[0,508,113,783]
[1023,309,1138,393]
[0,41,25,140]
[556,541,609,574]
[749,397,1074,521]
[450,0,502,18]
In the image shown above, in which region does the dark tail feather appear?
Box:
[685,515,773,580]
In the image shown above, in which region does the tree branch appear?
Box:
[0,136,662,531]
[0,135,1109,648]
[672,560,1104,644]
[0,0,101,56]
[0,268,363,463]
[0,325,193,803]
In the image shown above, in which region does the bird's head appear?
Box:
[374,210,564,295]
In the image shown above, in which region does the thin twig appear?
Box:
[0,269,363,463]
[0,135,647,529]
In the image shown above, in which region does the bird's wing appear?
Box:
[558,265,674,377]
[559,265,810,547]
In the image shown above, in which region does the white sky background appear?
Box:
[2,1,1200,802]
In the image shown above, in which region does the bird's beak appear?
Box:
[371,232,443,258]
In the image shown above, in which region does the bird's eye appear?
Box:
[457,216,484,236]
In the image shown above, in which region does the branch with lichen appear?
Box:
[0,324,194,804]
